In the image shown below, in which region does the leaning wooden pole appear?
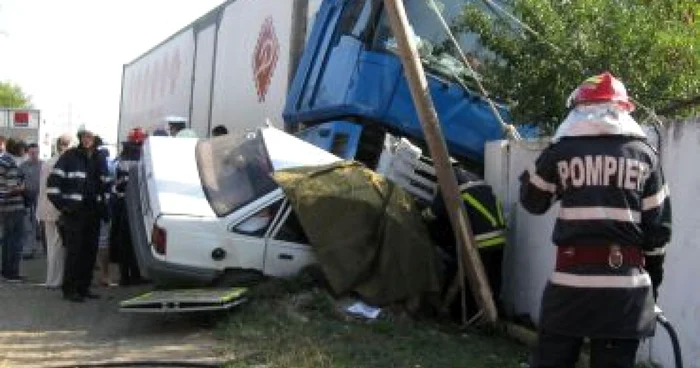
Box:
[383,0,498,324]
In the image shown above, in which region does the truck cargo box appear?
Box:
[118,0,316,142]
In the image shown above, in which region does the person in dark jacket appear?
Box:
[427,166,506,319]
[93,136,114,287]
[109,128,146,286]
[47,129,111,302]
[519,72,671,368]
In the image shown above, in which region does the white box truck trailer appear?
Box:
[117,0,320,143]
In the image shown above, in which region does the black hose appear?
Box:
[657,314,684,368]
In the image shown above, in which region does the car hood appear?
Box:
[147,137,216,218]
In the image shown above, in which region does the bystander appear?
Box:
[20,143,43,259]
[0,138,28,282]
[38,134,72,288]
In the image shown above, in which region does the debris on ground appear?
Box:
[216,278,528,368]
[345,300,381,320]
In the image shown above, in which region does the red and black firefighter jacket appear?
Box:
[112,142,142,199]
[520,133,671,338]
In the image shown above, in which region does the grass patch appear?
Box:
[216,278,528,368]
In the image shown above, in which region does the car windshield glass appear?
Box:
[196,131,277,217]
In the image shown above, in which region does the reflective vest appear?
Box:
[458,180,506,249]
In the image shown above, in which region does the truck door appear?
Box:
[263,200,316,278]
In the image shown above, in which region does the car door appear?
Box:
[225,198,283,272]
[263,200,316,278]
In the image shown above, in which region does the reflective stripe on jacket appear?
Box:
[460,188,506,248]
[429,167,507,250]
[46,146,110,214]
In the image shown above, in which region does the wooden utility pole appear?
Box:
[383,0,498,324]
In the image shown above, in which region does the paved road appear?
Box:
[0,255,231,368]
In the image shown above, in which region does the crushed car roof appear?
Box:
[261,127,341,172]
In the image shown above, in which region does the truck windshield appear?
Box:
[196,131,277,217]
[371,0,501,89]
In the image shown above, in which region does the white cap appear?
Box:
[164,115,187,124]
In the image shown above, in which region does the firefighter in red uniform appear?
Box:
[520,72,671,368]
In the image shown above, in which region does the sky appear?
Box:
[0,0,225,144]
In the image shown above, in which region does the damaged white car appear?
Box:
[126,127,340,286]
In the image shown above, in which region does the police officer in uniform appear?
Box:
[47,128,111,302]
[520,72,671,367]
[428,166,507,318]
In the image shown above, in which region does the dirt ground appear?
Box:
[0,253,232,368]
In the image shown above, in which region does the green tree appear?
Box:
[455,0,700,132]
[0,81,32,108]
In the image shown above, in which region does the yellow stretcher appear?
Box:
[119,287,248,313]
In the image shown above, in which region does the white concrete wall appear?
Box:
[486,119,700,368]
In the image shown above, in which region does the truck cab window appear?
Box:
[372,0,502,84]
[337,0,378,42]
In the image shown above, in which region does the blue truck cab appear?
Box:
[284,0,509,166]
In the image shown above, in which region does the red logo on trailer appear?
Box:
[129,49,181,109]
[13,111,29,127]
[252,17,279,102]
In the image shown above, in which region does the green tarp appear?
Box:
[273,161,440,306]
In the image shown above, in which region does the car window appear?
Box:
[273,208,310,245]
[232,203,279,237]
[196,131,277,216]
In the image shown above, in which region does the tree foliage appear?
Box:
[456,0,700,131]
[0,81,32,108]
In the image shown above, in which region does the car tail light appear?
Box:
[151,224,167,255]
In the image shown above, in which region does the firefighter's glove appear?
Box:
[644,254,664,301]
